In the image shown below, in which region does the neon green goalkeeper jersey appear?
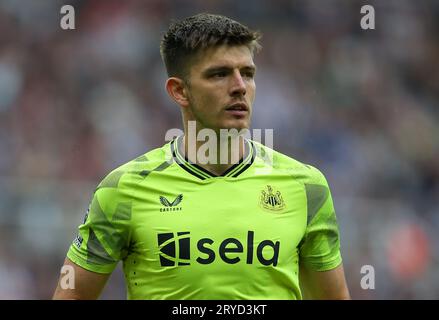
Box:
[67,136,342,299]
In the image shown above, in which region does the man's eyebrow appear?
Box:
[242,65,257,73]
[202,66,229,74]
[202,65,257,75]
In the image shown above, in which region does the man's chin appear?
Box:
[219,119,251,131]
[219,125,250,132]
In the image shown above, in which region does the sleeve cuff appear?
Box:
[67,246,117,274]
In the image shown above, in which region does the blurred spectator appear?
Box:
[0,0,437,299]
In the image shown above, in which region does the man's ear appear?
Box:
[165,77,189,108]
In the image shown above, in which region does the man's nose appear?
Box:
[229,70,246,96]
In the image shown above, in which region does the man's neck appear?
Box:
[181,134,246,176]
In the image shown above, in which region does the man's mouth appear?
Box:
[225,103,249,113]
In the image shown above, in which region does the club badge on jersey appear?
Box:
[259,185,285,212]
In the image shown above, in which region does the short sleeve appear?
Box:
[298,168,342,271]
[67,170,132,274]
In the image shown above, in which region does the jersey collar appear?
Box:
[170,135,255,180]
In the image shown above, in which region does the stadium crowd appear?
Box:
[0,0,437,299]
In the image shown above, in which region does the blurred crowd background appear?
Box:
[0,0,437,299]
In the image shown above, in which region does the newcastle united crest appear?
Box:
[259,185,285,212]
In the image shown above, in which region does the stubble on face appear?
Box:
[183,45,256,134]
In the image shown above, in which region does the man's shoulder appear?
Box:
[95,141,173,192]
[250,140,329,186]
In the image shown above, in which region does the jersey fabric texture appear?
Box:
[67,136,342,299]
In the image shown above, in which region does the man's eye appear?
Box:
[243,72,255,79]
[213,72,227,78]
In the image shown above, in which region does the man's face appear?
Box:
[184,45,256,132]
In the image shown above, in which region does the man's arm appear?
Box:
[299,263,351,300]
[53,257,111,300]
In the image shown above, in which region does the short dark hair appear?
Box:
[160,13,261,79]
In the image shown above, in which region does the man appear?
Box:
[53,13,350,300]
